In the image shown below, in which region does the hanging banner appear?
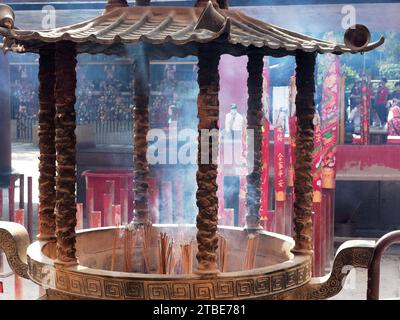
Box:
[288,116,296,187]
[288,75,297,188]
[312,114,323,202]
[339,73,346,144]
[260,61,270,220]
[360,76,371,145]
[321,55,340,189]
[274,127,286,201]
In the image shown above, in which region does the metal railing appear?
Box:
[367,230,400,300]
[14,117,37,143]
[13,119,134,146]
[95,120,133,145]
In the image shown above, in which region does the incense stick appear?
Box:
[123,227,136,272]
[218,234,228,272]
[141,225,152,273]
[157,232,177,274]
[111,224,119,271]
[180,241,193,274]
[243,235,259,270]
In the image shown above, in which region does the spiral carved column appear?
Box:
[132,53,150,226]
[195,47,220,274]
[54,41,78,265]
[37,46,56,241]
[292,52,316,255]
[245,53,264,230]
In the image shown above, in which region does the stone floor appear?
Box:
[0,253,44,300]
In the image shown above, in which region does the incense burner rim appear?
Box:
[26,226,312,300]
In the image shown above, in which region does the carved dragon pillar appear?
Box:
[195,46,220,274]
[54,41,78,265]
[132,50,150,226]
[37,45,57,241]
[292,51,316,255]
[245,52,264,230]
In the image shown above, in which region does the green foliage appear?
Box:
[378,63,400,81]
[343,65,360,90]
[379,32,400,64]
[376,32,400,81]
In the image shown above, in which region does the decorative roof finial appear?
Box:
[195,0,219,9]
[195,1,228,32]
[0,4,15,29]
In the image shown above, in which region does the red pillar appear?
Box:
[103,193,112,226]
[14,275,23,300]
[76,203,83,230]
[266,210,275,232]
[105,180,115,204]
[120,188,129,224]
[13,207,24,303]
[91,211,102,228]
[15,209,24,225]
[274,127,286,235]
[274,202,285,234]
[112,204,121,225]
[18,174,24,210]
[13,209,23,302]
[8,176,16,222]
[86,187,94,228]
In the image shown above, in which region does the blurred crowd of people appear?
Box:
[75,65,132,124]
[12,64,198,130]
[347,76,400,137]
[150,65,198,129]
[12,63,400,143]
[11,66,38,120]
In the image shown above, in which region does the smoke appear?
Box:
[5,1,397,228]
[218,55,249,118]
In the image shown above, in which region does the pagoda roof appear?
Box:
[0,1,384,57]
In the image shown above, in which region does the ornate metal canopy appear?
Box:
[0,1,384,57]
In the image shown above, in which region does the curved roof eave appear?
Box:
[0,3,385,56]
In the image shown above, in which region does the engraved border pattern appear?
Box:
[27,256,311,300]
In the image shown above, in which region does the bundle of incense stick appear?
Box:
[158,233,177,274]
[123,228,136,272]
[180,241,193,274]
[218,235,228,272]
[139,224,152,273]
[243,234,259,270]
[111,224,120,272]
